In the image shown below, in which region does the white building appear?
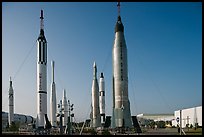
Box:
[137,113,174,122]
[2,111,34,130]
[172,106,202,128]
[136,113,174,127]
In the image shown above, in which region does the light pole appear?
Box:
[180,110,182,135]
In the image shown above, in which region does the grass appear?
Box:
[183,128,202,135]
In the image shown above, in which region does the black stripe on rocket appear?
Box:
[100,91,105,96]
[38,91,47,94]
[39,42,41,62]
[38,41,47,65]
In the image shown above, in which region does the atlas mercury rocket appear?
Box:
[8,77,14,126]
[50,61,57,127]
[91,62,101,128]
[111,2,133,128]
[36,10,48,129]
[99,73,105,126]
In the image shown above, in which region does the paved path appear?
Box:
[141,128,179,135]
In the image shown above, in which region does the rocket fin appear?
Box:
[45,114,52,129]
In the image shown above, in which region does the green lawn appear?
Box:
[183,128,202,135]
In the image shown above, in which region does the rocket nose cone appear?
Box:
[40,10,44,19]
[93,61,96,68]
[51,60,55,67]
[63,89,66,97]
[115,15,124,33]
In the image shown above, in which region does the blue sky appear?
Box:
[2,2,202,122]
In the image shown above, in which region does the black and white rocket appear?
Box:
[91,62,101,128]
[8,77,14,126]
[36,10,48,129]
[50,60,57,127]
[111,2,133,128]
[99,73,105,126]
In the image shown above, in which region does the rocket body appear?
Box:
[91,62,101,128]
[36,10,47,129]
[112,16,132,128]
[62,89,68,127]
[8,78,14,126]
[50,61,57,127]
[99,73,105,125]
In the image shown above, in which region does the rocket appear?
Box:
[111,2,133,128]
[36,10,48,129]
[99,73,105,126]
[50,60,57,127]
[8,77,14,126]
[91,62,101,128]
[62,89,68,127]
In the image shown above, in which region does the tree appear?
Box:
[8,122,20,131]
[148,120,156,128]
[156,121,165,128]
[194,123,198,130]
[165,120,172,127]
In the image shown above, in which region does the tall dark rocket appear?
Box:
[36,10,47,129]
[8,77,14,126]
[111,2,133,128]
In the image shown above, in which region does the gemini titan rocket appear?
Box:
[99,73,105,126]
[50,60,57,127]
[36,10,48,129]
[91,62,101,128]
[111,2,133,128]
[8,77,14,126]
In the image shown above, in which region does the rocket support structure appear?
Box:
[62,89,68,127]
[8,77,14,126]
[50,60,57,127]
[111,14,132,128]
[36,10,48,129]
[91,62,101,128]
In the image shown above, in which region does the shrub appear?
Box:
[102,129,111,135]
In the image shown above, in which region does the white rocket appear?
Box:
[62,89,68,127]
[99,73,105,125]
[112,2,133,128]
[50,60,57,127]
[8,77,14,126]
[36,10,48,129]
[91,62,101,128]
